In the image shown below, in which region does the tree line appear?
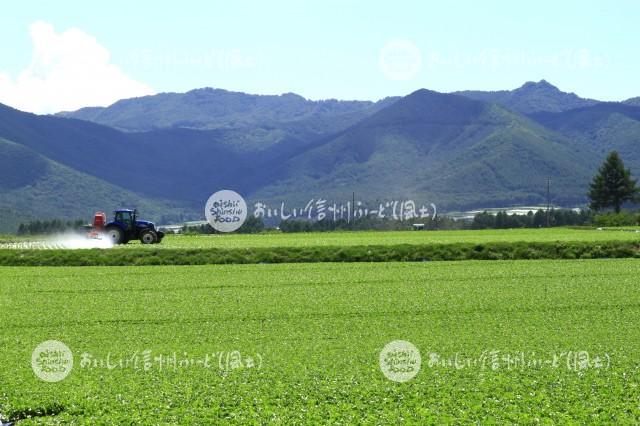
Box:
[470,209,593,229]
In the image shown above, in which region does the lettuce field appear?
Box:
[121,227,640,249]
[2,258,640,423]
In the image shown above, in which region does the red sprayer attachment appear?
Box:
[88,211,107,239]
[93,212,106,230]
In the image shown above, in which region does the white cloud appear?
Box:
[0,21,154,114]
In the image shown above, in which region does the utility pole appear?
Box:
[546,177,551,227]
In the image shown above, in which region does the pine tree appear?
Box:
[588,151,639,213]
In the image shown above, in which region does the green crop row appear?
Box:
[0,240,638,266]
[132,227,640,249]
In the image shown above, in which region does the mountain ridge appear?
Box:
[2,82,640,231]
[56,87,400,133]
[454,80,600,114]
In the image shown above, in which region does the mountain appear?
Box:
[624,97,640,106]
[0,102,274,232]
[0,137,187,233]
[2,82,640,231]
[57,88,398,135]
[529,103,640,172]
[0,102,338,221]
[455,80,600,114]
[249,90,593,210]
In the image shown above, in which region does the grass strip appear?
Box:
[0,240,638,266]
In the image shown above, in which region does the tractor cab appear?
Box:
[114,209,136,231]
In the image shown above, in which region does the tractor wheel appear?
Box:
[140,229,158,244]
[105,226,124,245]
[154,231,165,244]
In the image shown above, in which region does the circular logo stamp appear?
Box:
[31,340,73,382]
[205,190,248,233]
[379,340,421,382]
[379,39,422,81]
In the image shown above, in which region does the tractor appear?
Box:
[90,209,164,244]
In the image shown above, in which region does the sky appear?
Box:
[0,0,638,114]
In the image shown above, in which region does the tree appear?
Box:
[588,151,639,213]
[532,209,546,228]
[471,212,494,229]
[237,215,265,234]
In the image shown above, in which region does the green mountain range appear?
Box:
[0,81,639,232]
[250,89,593,210]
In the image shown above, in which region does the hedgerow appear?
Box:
[0,241,637,266]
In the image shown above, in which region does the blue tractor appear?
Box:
[103,209,165,244]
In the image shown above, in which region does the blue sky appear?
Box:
[1,0,638,113]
